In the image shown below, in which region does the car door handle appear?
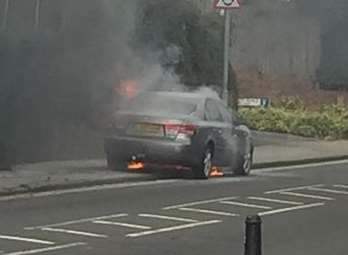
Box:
[213,128,223,134]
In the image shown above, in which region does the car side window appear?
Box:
[205,99,223,122]
[231,110,245,126]
[217,103,233,124]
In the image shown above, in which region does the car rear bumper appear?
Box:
[104,136,200,167]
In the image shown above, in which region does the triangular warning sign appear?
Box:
[214,0,240,9]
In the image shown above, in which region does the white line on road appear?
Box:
[25,213,128,230]
[220,201,272,209]
[93,220,151,230]
[1,242,86,255]
[247,196,304,205]
[255,159,348,173]
[264,184,323,194]
[178,207,239,217]
[307,187,348,195]
[41,227,108,238]
[279,191,334,201]
[0,180,178,202]
[333,184,348,189]
[126,220,221,238]
[2,160,348,203]
[258,202,325,216]
[162,197,236,210]
[0,235,54,245]
[138,214,198,223]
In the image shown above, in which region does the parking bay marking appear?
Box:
[220,201,272,210]
[258,202,325,216]
[25,213,128,230]
[333,184,348,189]
[178,208,239,217]
[41,227,108,238]
[93,220,151,230]
[0,235,54,245]
[247,196,304,205]
[138,214,198,223]
[1,242,85,255]
[126,220,221,238]
[279,191,335,201]
[307,187,348,195]
[162,197,236,210]
[264,184,323,194]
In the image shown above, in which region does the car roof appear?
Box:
[140,91,219,102]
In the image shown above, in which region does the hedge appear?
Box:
[239,97,348,139]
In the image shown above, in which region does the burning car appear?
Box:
[104,91,253,179]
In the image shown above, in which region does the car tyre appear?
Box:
[192,148,213,179]
[235,146,253,176]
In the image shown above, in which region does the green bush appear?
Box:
[239,99,348,140]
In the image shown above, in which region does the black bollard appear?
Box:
[244,215,262,255]
[0,140,13,171]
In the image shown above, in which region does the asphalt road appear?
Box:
[0,161,348,255]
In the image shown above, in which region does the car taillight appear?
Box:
[165,124,197,139]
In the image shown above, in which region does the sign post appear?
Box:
[213,0,240,105]
[1,0,9,31]
[34,0,41,28]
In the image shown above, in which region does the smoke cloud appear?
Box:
[0,0,220,162]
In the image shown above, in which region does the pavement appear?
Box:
[0,159,348,255]
[0,131,347,196]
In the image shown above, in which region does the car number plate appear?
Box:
[128,123,164,137]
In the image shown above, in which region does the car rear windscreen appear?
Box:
[119,94,199,115]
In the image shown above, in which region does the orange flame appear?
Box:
[209,167,224,177]
[118,80,140,99]
[128,162,145,170]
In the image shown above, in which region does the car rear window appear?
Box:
[119,94,199,115]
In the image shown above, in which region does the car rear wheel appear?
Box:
[192,148,213,179]
[235,146,253,176]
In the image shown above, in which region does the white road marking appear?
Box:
[333,184,348,189]
[93,220,151,230]
[279,191,334,201]
[178,207,239,217]
[41,227,108,238]
[0,235,54,245]
[220,201,272,209]
[247,196,304,205]
[258,202,325,216]
[126,220,221,238]
[307,187,348,195]
[25,213,128,230]
[1,242,85,255]
[1,160,348,203]
[138,214,198,223]
[264,184,323,194]
[162,197,236,210]
[0,180,178,202]
[255,159,348,173]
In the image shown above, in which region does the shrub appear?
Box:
[239,102,348,140]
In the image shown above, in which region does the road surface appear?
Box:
[0,160,348,255]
